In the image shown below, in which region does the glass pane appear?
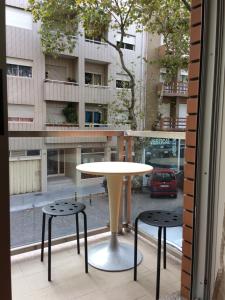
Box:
[18,65,32,77]
[94,111,101,124]
[59,149,65,174]
[116,80,130,88]
[85,111,93,123]
[7,64,18,76]
[27,150,40,156]
[81,147,104,178]
[125,43,135,50]
[85,72,92,84]
[94,74,101,85]
[132,137,184,251]
[10,138,109,248]
[117,41,124,48]
[47,149,58,175]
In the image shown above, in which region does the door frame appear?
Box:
[0,1,12,299]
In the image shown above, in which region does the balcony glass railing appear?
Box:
[9,130,184,251]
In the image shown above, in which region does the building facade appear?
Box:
[150,41,188,131]
[6,0,160,195]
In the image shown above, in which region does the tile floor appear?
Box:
[11,233,181,300]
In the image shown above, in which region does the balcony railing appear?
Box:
[158,82,188,97]
[9,130,185,253]
[45,123,79,130]
[44,79,80,102]
[153,117,187,131]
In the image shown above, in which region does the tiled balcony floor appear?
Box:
[11,233,181,300]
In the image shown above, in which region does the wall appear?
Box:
[181,0,202,298]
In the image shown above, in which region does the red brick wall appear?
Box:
[181,0,203,298]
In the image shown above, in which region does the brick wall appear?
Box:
[181,0,203,299]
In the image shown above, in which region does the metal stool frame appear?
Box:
[134,210,182,300]
[41,201,88,281]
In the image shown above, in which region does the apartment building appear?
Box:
[6,0,160,195]
[150,42,188,131]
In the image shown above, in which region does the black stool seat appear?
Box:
[41,199,88,281]
[138,210,182,228]
[134,210,182,300]
[42,201,85,216]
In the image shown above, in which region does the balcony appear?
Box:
[44,79,80,102]
[11,232,181,300]
[84,85,113,104]
[84,40,111,62]
[153,117,187,132]
[45,123,79,130]
[157,82,188,97]
[9,130,184,300]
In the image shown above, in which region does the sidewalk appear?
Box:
[10,177,105,212]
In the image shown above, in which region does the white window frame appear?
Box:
[5,6,32,30]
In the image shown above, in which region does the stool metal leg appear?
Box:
[48,216,53,282]
[76,213,80,254]
[41,213,46,262]
[82,211,88,273]
[156,226,162,300]
[134,217,139,281]
[163,227,166,269]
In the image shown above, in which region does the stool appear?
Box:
[41,200,88,281]
[134,210,182,300]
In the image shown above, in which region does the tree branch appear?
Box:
[181,0,191,11]
[123,2,134,28]
[102,36,137,129]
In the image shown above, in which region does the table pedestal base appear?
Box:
[88,234,142,271]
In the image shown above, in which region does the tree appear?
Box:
[28,0,190,130]
[142,0,190,82]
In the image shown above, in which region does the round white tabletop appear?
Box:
[76,161,153,271]
[76,161,153,176]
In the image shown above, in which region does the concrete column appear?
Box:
[104,137,112,161]
[65,148,76,183]
[78,56,85,86]
[75,146,82,186]
[78,54,85,128]
[41,149,47,192]
[79,101,85,128]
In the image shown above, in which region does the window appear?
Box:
[117,41,135,51]
[6,6,32,30]
[47,149,65,176]
[85,32,107,44]
[10,150,26,157]
[85,111,102,125]
[85,72,102,85]
[116,80,131,89]
[27,150,40,156]
[8,104,34,123]
[10,150,40,157]
[159,68,167,83]
[152,172,176,182]
[7,64,32,78]
[81,148,104,178]
[85,35,102,43]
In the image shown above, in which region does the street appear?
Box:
[10,181,183,249]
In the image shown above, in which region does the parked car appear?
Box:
[148,168,177,198]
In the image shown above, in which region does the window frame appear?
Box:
[85,72,103,86]
[7,63,32,78]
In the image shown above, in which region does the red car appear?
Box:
[149,168,177,198]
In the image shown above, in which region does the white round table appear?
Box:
[76,161,153,271]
